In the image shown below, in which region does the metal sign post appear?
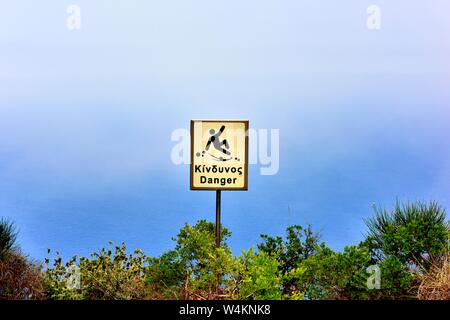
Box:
[215,190,221,248]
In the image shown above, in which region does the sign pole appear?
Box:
[215,190,221,248]
[215,190,221,298]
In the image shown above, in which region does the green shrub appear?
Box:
[146,220,233,300]
[227,248,282,300]
[44,242,148,300]
[10,200,450,300]
[365,200,449,270]
[258,225,322,294]
[146,250,186,299]
[296,245,372,300]
[377,255,416,299]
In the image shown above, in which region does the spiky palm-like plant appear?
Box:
[365,200,449,270]
[0,218,18,261]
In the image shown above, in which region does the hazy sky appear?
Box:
[1,1,450,260]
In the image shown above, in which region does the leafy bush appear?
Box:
[5,200,450,300]
[146,250,186,299]
[258,225,322,294]
[44,242,148,300]
[146,220,233,300]
[365,200,449,270]
[378,256,416,299]
[296,245,372,300]
[146,220,285,300]
[227,248,282,300]
[360,200,449,299]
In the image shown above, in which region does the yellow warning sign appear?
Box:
[190,120,249,190]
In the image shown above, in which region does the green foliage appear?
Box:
[365,200,449,269]
[146,250,185,299]
[7,200,450,300]
[0,218,18,261]
[258,225,322,294]
[146,220,233,299]
[174,220,231,270]
[44,242,148,300]
[296,245,372,300]
[227,248,282,300]
[147,220,283,300]
[377,256,416,299]
[173,220,233,299]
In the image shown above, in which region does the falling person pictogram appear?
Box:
[196,125,240,162]
[206,125,230,155]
